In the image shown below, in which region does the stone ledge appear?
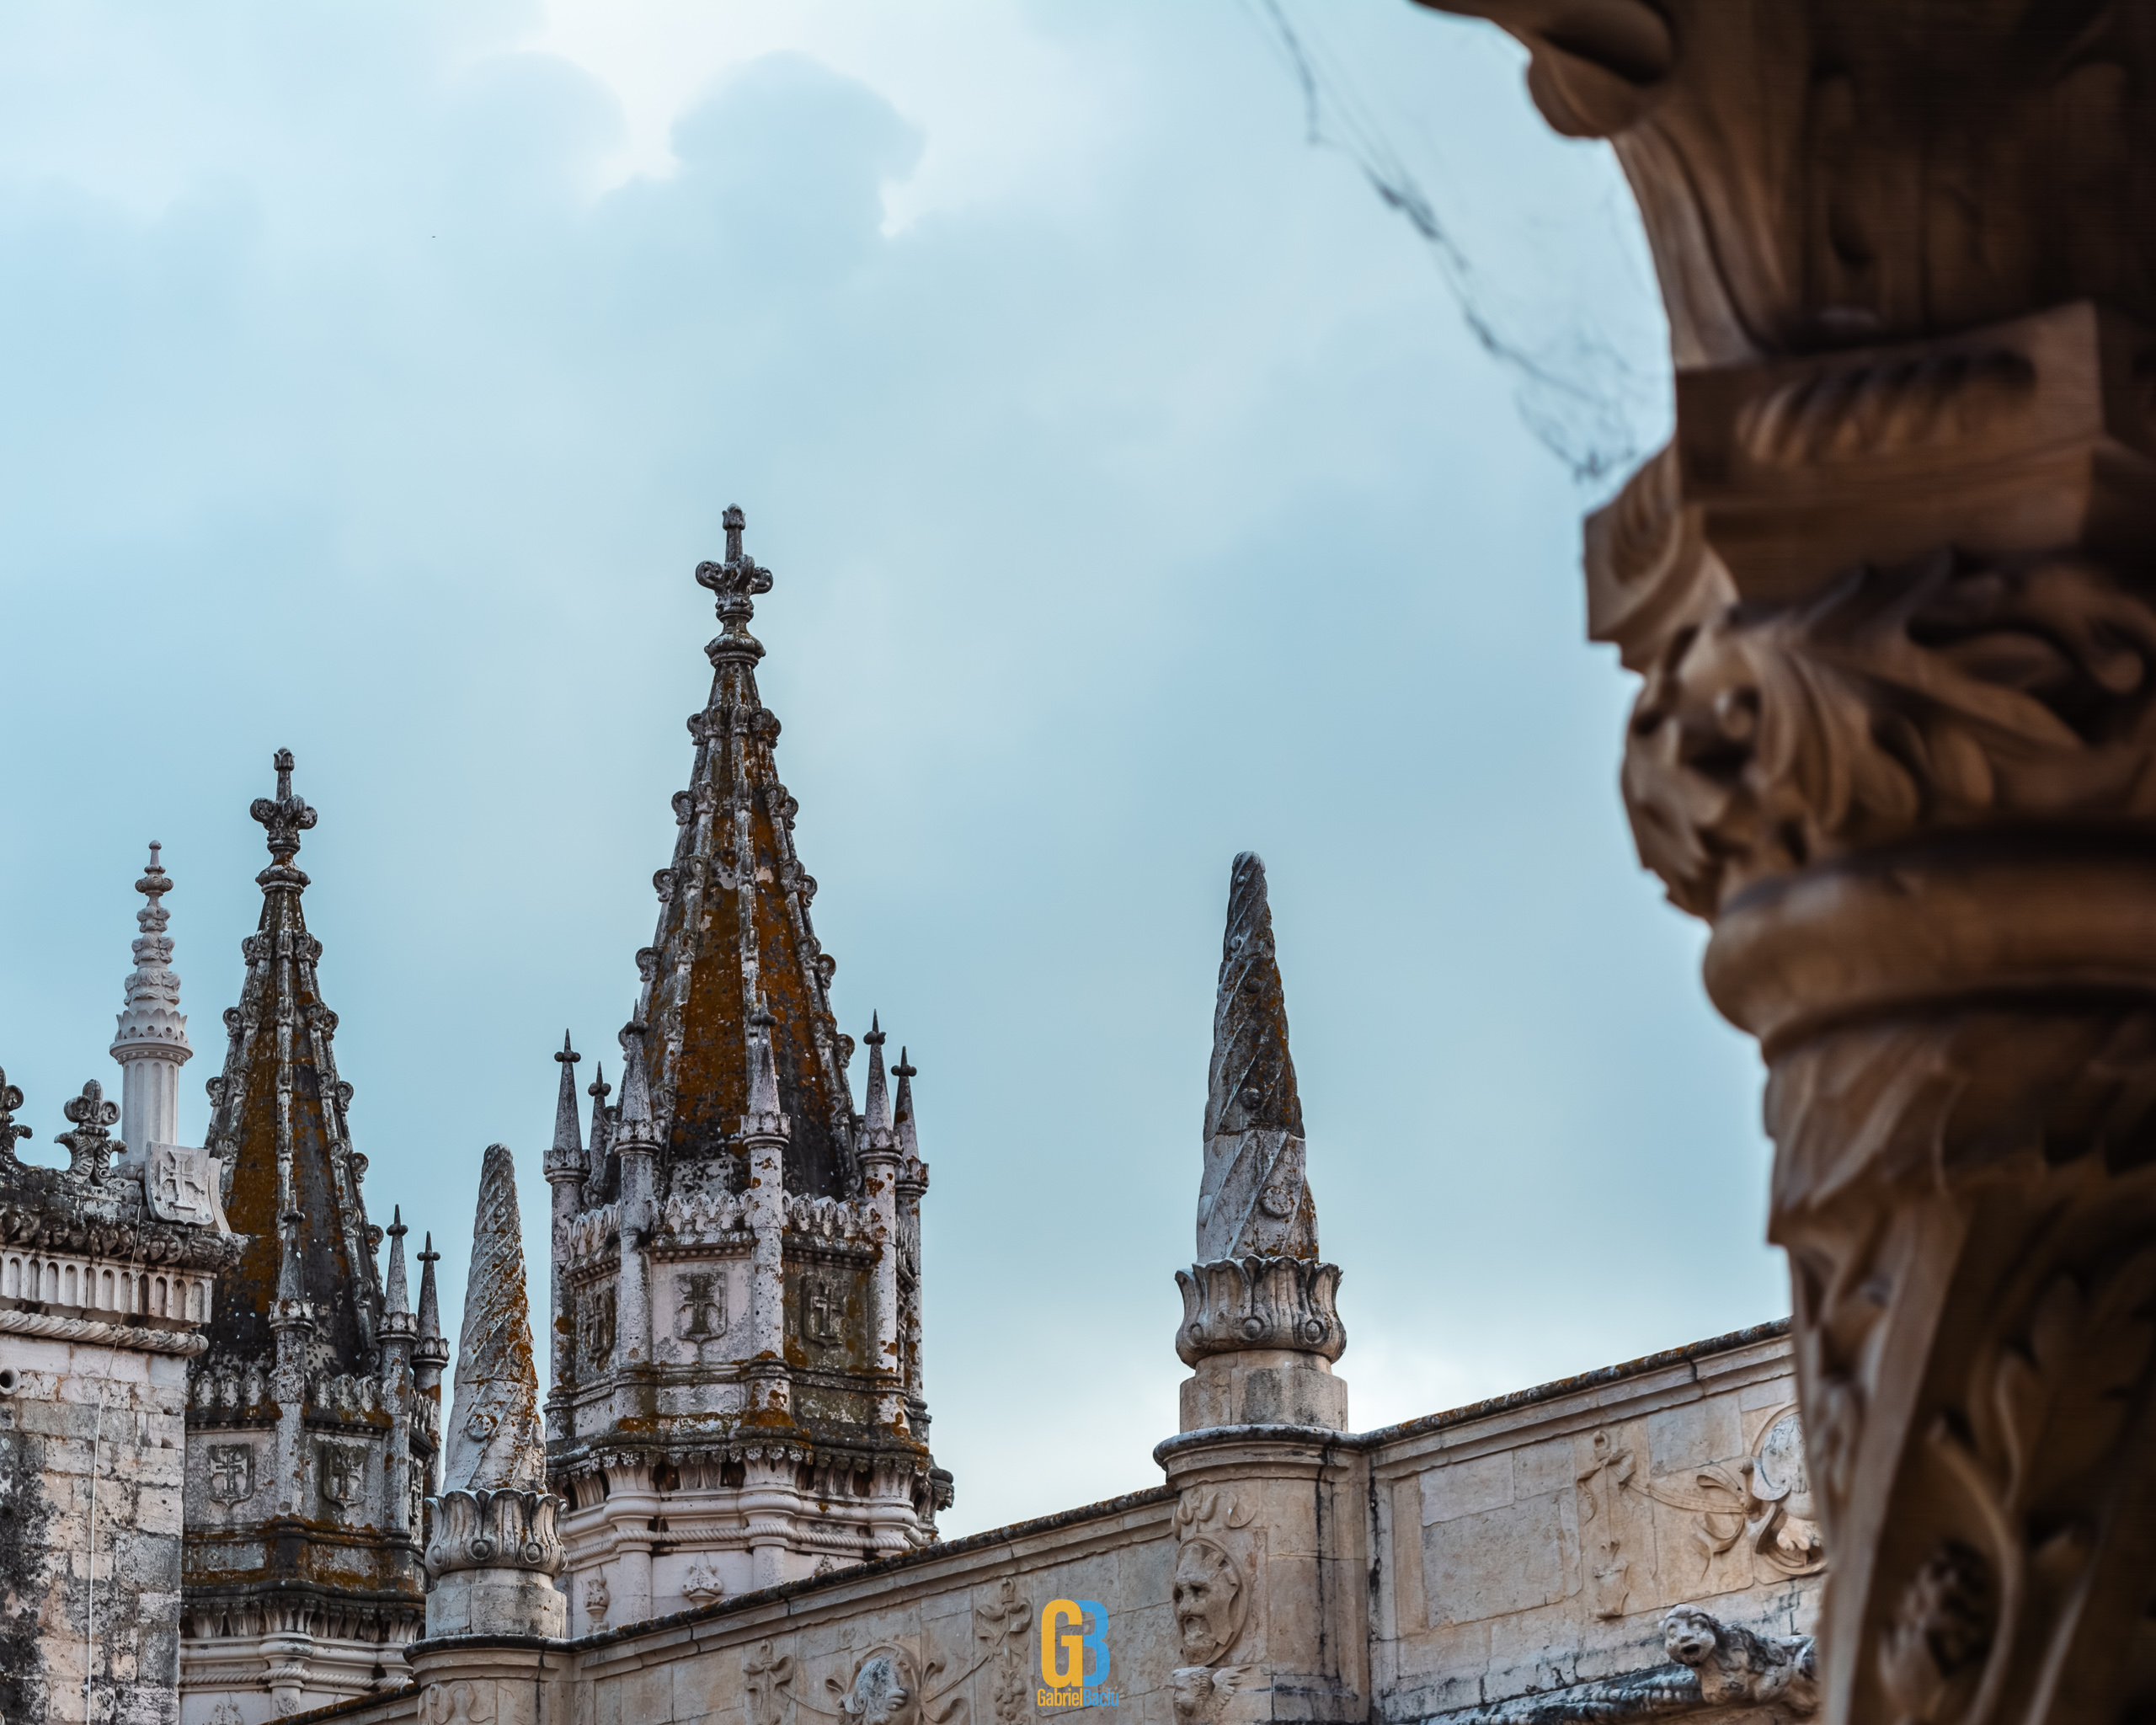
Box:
[0,1306,207,1355]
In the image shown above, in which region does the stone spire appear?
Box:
[1198,852,1319,1262]
[444,1145,545,1493]
[383,1204,411,1320]
[547,1033,584,1178]
[545,510,950,1625]
[200,749,382,1370]
[424,1144,564,1642]
[585,1061,612,1188]
[892,1048,919,1162]
[183,750,424,1708]
[636,505,859,1197]
[1174,853,1345,1433]
[111,841,193,1162]
[417,1232,444,1353]
[860,1012,893,1147]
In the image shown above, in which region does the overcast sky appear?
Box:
[0,0,1780,1538]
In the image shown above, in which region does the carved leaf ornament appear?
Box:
[1627,553,2156,916]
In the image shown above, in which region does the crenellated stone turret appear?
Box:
[547,508,949,1631]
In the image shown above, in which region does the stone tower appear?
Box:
[179,751,440,1722]
[547,508,950,1633]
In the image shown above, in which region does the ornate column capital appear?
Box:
[1410,8,2156,1724]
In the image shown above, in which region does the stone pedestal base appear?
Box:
[424,1565,568,1639]
[1179,1348,1348,1432]
[407,1641,572,1725]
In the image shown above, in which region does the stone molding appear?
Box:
[424,1489,567,1579]
[0,1303,208,1354]
[1175,1257,1344,1365]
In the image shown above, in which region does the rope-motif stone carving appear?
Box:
[0,1306,208,1354]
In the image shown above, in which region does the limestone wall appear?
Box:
[2,1333,195,1725]
[1367,1322,1821,1722]
[283,1323,1821,1725]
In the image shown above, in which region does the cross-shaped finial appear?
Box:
[251,747,318,869]
[387,1204,408,1245]
[695,504,775,618]
[558,1030,581,1068]
[589,1068,612,1106]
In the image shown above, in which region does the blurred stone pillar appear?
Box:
[1412,6,2156,1721]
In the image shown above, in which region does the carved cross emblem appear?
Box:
[207,1444,253,1503]
[680,1271,724,1342]
[807,1277,839,1344]
[318,1440,366,1509]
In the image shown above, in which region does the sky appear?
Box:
[0,0,1782,1540]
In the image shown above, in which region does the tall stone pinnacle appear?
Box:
[1197,852,1319,1262]
[547,1032,583,1178]
[443,1145,545,1492]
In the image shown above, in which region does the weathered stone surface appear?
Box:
[442,1145,542,1495]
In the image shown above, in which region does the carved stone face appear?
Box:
[1663,1606,1723,1669]
[1172,1540,1245,1664]
[841,1651,918,1725]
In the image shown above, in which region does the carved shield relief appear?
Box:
[147,1142,228,1230]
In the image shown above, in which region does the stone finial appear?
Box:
[383,1204,410,1318]
[1175,857,1345,1423]
[0,1067,29,1164]
[249,747,318,877]
[1198,853,1318,1262]
[417,1231,444,1346]
[443,1145,545,1493]
[859,1014,894,1151]
[696,505,776,668]
[56,1080,121,1179]
[425,1144,563,1638]
[745,1002,783,1125]
[615,1024,658,1151]
[547,1033,584,1180]
[892,1048,918,1162]
[585,1060,612,1185]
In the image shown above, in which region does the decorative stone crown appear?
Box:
[1175,1256,1345,1366]
[424,1487,566,1578]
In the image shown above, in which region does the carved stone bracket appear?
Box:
[1175,1257,1344,1365]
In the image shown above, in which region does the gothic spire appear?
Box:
[585,1060,612,1187]
[418,1231,443,1348]
[1197,852,1320,1262]
[202,749,383,1370]
[384,1204,410,1318]
[547,1033,584,1178]
[443,1144,545,1492]
[634,506,858,1200]
[860,1014,893,1147]
[893,1048,918,1162]
[616,1023,657,1150]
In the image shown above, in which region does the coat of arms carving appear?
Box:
[206,1443,254,1504]
[146,1142,229,1230]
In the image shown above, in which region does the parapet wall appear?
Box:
[285,1322,1822,1725]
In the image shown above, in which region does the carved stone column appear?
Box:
[1412,7,2156,1722]
[1160,856,1364,1725]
